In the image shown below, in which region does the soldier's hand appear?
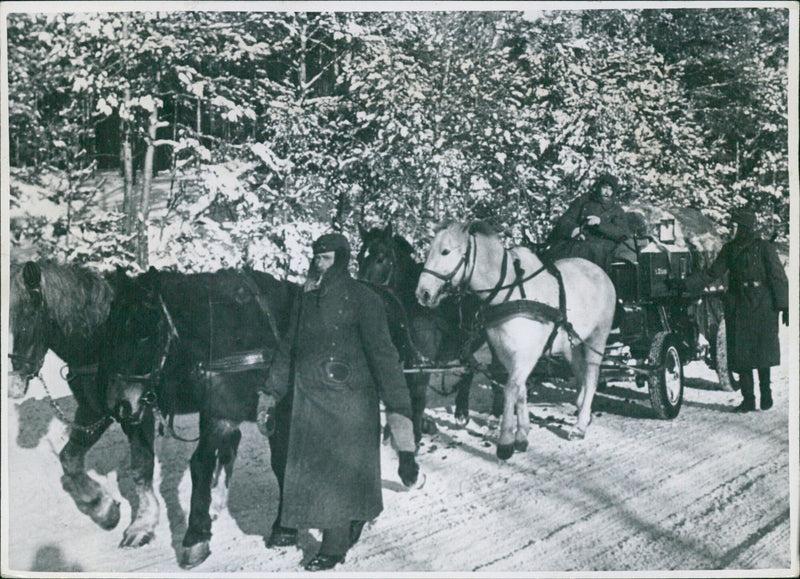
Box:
[398,451,419,487]
[256,392,277,437]
[585,215,601,226]
[781,309,789,326]
[570,226,581,239]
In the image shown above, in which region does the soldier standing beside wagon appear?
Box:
[674,207,789,412]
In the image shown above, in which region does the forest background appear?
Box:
[4,7,791,280]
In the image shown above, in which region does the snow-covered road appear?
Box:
[3,329,797,575]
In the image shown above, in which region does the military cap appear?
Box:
[730,207,757,229]
[312,233,350,255]
[593,173,619,191]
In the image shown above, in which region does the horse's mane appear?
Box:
[466,220,499,238]
[10,261,115,339]
[392,235,415,260]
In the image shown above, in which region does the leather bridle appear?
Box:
[111,293,179,421]
[421,231,548,304]
[421,233,478,293]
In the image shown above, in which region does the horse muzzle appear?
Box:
[416,276,446,309]
[8,372,31,399]
[109,380,156,425]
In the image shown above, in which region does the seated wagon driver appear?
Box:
[546,173,633,272]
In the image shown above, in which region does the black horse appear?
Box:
[98,265,426,568]
[8,261,123,531]
[96,266,298,568]
[357,223,504,425]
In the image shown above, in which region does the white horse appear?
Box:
[416,221,616,459]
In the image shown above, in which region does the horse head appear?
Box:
[416,221,483,308]
[102,267,178,425]
[357,222,399,287]
[9,262,53,398]
[9,260,116,399]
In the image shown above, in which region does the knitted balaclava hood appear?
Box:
[305,233,351,292]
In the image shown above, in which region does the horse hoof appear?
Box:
[454,412,469,428]
[61,475,120,530]
[496,444,514,460]
[94,499,121,530]
[120,528,155,548]
[567,427,586,441]
[180,541,211,569]
[514,439,529,452]
[421,415,439,434]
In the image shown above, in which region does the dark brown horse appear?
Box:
[8,261,121,531]
[96,265,425,568]
[95,266,298,568]
[357,223,504,428]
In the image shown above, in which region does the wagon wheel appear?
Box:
[714,318,740,392]
[647,332,684,420]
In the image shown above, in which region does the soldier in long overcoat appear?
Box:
[257,233,419,572]
[546,173,633,271]
[682,208,789,412]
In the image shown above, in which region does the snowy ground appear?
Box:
[2,328,798,576]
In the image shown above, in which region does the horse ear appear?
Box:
[22,262,42,290]
[383,222,393,239]
[358,223,368,240]
[143,267,162,294]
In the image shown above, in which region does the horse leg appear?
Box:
[568,342,602,440]
[181,417,238,569]
[119,410,159,548]
[408,374,434,445]
[487,351,508,418]
[490,323,546,460]
[496,376,518,461]
[266,396,297,547]
[513,376,531,453]
[210,422,241,521]
[453,372,472,426]
[59,404,120,530]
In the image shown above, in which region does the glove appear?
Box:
[256,392,277,437]
[585,215,601,226]
[398,451,419,487]
[781,309,789,326]
[665,278,686,295]
[570,226,582,239]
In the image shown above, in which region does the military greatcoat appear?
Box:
[687,236,788,371]
[263,268,411,529]
[547,192,632,271]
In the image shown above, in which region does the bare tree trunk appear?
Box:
[299,20,308,98]
[121,97,135,234]
[136,105,159,268]
[121,17,136,235]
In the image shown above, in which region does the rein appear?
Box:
[423,233,548,305]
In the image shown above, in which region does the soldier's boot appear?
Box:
[734,370,756,413]
[758,367,773,410]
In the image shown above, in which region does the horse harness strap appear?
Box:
[475,247,547,303]
[481,253,576,358]
[239,271,281,344]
